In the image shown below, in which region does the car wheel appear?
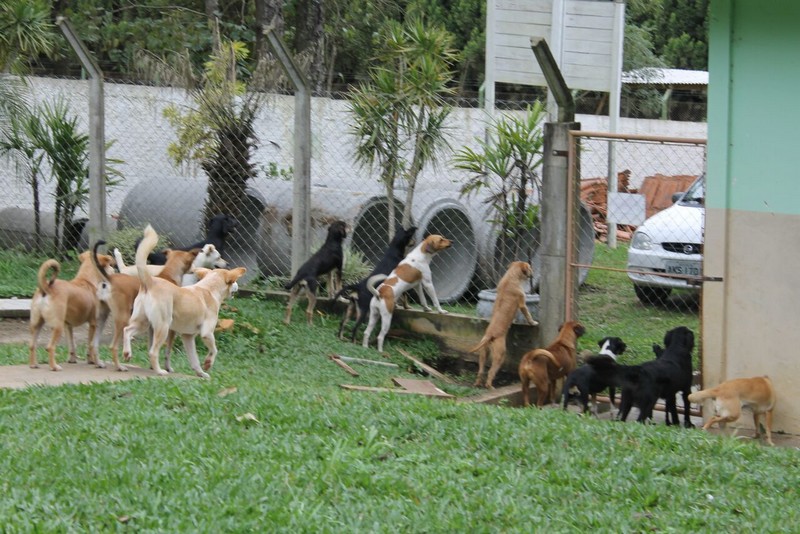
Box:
[634,285,672,306]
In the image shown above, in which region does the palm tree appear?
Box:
[454,102,546,280]
[349,18,458,237]
[0,0,55,74]
[162,40,261,227]
[0,108,46,250]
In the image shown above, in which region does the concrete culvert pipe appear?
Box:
[410,193,477,303]
[249,181,406,278]
[119,177,265,283]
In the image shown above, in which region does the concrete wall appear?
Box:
[0,76,707,219]
[705,0,800,434]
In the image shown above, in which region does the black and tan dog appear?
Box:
[519,321,586,407]
[335,226,417,342]
[562,336,627,415]
[284,220,348,325]
[689,375,776,446]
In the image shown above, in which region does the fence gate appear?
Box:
[567,131,707,369]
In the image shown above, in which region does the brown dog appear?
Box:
[471,261,539,389]
[93,240,200,371]
[688,376,776,446]
[29,250,115,371]
[518,321,586,407]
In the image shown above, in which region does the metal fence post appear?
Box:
[56,17,106,245]
[265,29,311,275]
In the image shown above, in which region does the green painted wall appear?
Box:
[707,0,800,214]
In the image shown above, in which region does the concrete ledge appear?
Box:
[250,289,540,375]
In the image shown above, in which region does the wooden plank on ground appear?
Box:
[339,384,415,394]
[391,378,454,398]
[396,348,454,383]
[329,355,359,377]
[335,355,399,368]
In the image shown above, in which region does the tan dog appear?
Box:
[688,376,776,446]
[114,244,227,285]
[29,250,115,371]
[93,240,200,371]
[471,261,539,389]
[362,234,452,352]
[519,321,586,407]
[122,225,246,377]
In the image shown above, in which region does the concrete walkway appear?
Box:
[0,363,191,390]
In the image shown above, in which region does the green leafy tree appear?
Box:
[652,0,709,70]
[454,102,546,280]
[0,0,55,74]
[349,18,458,236]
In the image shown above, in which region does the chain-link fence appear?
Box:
[569,131,707,365]
[0,75,708,311]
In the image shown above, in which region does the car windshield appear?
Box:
[678,176,705,206]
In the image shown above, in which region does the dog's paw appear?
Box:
[684,421,695,429]
[155,369,168,376]
[116,365,128,372]
[421,306,432,312]
[51,364,63,372]
[196,370,211,379]
[438,309,449,315]
[95,360,106,369]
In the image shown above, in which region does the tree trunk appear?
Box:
[205,0,221,52]
[31,170,41,251]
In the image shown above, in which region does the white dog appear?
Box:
[362,234,452,352]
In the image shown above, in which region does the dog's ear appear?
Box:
[573,323,586,338]
[188,248,202,257]
[597,337,608,348]
[224,267,247,284]
[194,267,211,280]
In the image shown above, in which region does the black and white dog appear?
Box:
[562,336,627,415]
[586,326,695,426]
[335,226,417,342]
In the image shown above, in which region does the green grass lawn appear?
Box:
[1,296,799,531]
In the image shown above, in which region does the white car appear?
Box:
[627,175,704,305]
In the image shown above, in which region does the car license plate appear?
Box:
[665,261,701,277]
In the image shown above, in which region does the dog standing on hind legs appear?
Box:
[688,376,776,446]
[362,234,452,353]
[519,321,586,407]
[284,220,347,325]
[335,226,417,342]
[470,261,538,389]
[29,250,115,371]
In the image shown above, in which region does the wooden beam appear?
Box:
[329,355,359,377]
[396,349,454,384]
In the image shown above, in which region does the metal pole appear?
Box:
[56,17,106,245]
[264,29,311,275]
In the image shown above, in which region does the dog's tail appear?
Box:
[113,248,127,271]
[529,348,561,369]
[468,336,491,354]
[284,270,305,291]
[36,259,60,295]
[333,282,359,303]
[136,224,159,291]
[92,240,112,284]
[687,387,718,404]
[366,274,388,298]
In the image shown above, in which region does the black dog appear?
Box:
[588,326,695,426]
[335,226,417,342]
[562,336,627,415]
[147,213,239,265]
[283,220,348,325]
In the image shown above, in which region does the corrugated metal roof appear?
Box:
[622,68,708,86]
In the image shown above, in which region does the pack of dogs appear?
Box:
[26,217,778,445]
